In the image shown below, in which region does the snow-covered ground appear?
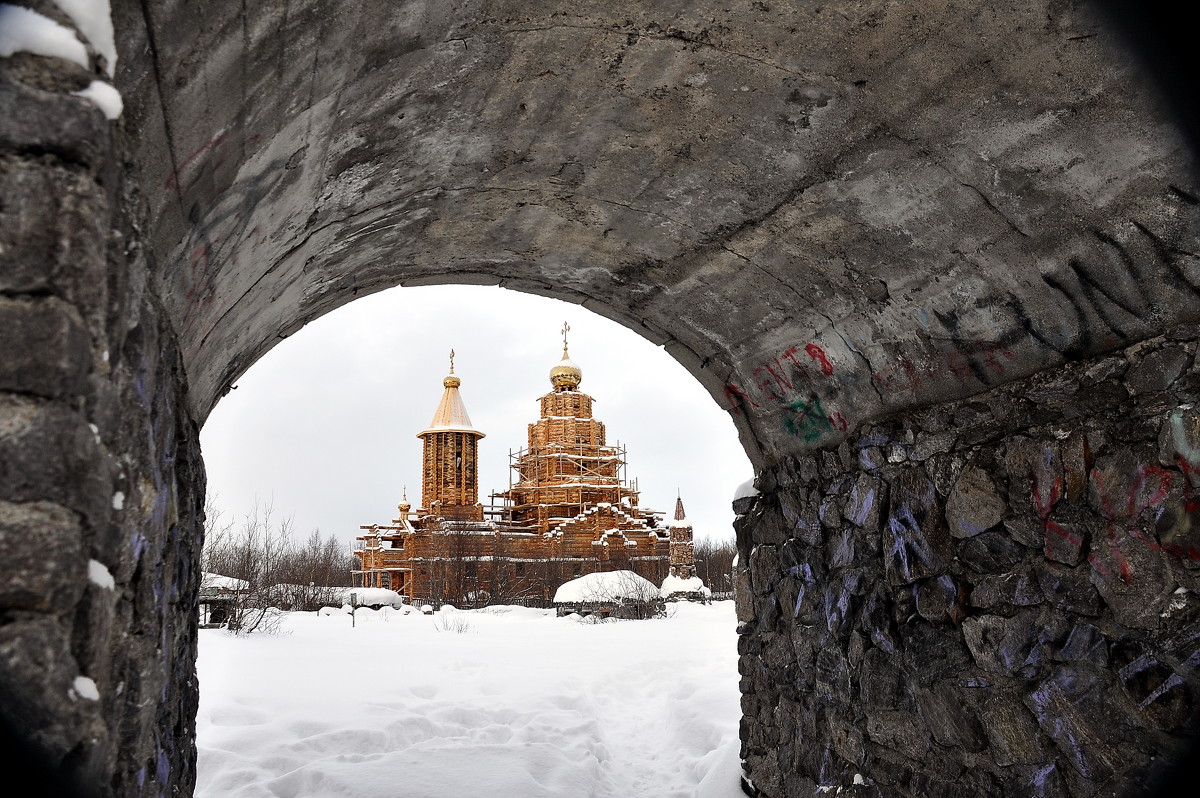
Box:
[196,601,744,798]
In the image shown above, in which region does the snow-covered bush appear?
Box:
[433,608,473,634]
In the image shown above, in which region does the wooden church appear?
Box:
[352,329,695,605]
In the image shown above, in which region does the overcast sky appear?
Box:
[199,285,753,547]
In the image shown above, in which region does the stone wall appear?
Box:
[735,327,1200,796]
[0,46,203,797]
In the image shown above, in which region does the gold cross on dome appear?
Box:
[449,348,455,373]
[561,321,570,355]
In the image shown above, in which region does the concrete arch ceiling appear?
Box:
[118,0,1199,467]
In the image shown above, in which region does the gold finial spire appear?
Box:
[550,323,582,390]
[444,349,461,388]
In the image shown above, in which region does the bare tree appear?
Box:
[201,500,358,631]
[693,537,736,596]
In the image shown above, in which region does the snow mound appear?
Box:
[660,574,710,598]
[553,570,659,603]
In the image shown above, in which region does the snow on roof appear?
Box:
[553,570,660,603]
[202,572,249,591]
[660,574,710,598]
[350,588,404,606]
[418,376,484,437]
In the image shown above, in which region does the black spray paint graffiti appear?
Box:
[874,217,1200,396]
[169,132,292,356]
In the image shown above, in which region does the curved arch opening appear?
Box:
[200,283,752,548]
[194,285,751,794]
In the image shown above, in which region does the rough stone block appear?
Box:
[0,500,85,611]
[865,710,930,760]
[914,682,987,751]
[969,569,1043,609]
[749,544,780,596]
[778,491,822,546]
[826,712,866,767]
[0,395,112,527]
[1003,761,1071,798]
[0,76,108,172]
[858,646,903,709]
[1023,665,1127,783]
[842,473,883,531]
[901,622,972,688]
[1036,561,1103,617]
[0,618,88,761]
[915,575,963,623]
[911,430,956,461]
[1126,346,1191,394]
[963,610,1044,677]
[0,157,108,309]
[818,494,843,529]
[1005,437,1062,515]
[1153,486,1200,571]
[0,297,91,399]
[1041,504,1097,566]
[1088,523,1173,629]
[957,530,1026,573]
[814,644,852,706]
[973,691,1045,766]
[1054,622,1108,666]
[946,463,1006,538]
[1088,448,1168,523]
[1158,406,1200,470]
[883,467,952,586]
[1003,515,1045,549]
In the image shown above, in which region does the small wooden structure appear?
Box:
[198,572,249,628]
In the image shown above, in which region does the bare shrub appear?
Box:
[432,607,473,634]
[202,499,358,633]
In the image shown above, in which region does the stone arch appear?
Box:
[1,1,1198,796]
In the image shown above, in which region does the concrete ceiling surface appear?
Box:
[114,0,1200,467]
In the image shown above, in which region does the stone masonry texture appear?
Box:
[734,328,1200,796]
[1,1,1198,796]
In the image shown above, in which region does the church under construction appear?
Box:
[353,331,697,605]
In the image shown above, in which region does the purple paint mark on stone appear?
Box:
[134,369,149,407]
[156,748,170,785]
[849,486,875,527]
[131,530,147,561]
[1030,762,1056,791]
[1144,672,1185,708]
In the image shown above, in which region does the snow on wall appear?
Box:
[0,2,123,118]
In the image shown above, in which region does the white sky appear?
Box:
[199,284,753,547]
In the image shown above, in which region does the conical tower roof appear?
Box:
[669,495,691,527]
[417,355,485,438]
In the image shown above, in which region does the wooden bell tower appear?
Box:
[417,350,485,521]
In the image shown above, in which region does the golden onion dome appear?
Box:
[443,374,461,388]
[550,350,582,390]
